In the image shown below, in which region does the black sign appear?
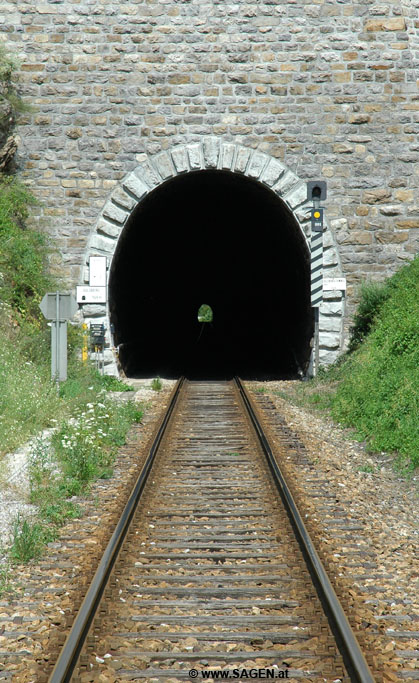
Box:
[307,180,327,201]
[90,323,105,348]
[311,208,324,232]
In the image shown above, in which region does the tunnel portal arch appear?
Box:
[82,138,345,377]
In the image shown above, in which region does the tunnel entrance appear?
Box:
[109,170,313,379]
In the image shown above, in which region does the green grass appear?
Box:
[4,397,145,566]
[151,377,163,391]
[331,258,418,471]
[268,258,419,474]
[0,332,62,455]
[9,514,55,563]
[0,559,15,595]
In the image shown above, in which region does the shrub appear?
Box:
[332,257,419,470]
[151,377,162,391]
[0,175,53,318]
[348,280,389,351]
[10,514,54,563]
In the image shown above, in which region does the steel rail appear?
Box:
[48,377,185,683]
[234,376,375,683]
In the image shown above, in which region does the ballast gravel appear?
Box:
[249,381,418,683]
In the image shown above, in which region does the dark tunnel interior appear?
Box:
[109,170,313,379]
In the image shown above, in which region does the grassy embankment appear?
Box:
[0,44,163,586]
[269,257,419,474]
[0,174,145,584]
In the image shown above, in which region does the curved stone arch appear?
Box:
[82,137,345,373]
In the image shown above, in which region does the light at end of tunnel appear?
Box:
[198,304,213,323]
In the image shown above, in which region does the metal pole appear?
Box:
[310,195,323,377]
[55,291,60,388]
[314,307,320,376]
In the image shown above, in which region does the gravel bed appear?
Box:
[248,381,418,683]
[0,380,175,682]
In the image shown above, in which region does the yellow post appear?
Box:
[82,323,88,363]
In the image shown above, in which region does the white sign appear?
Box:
[89,256,107,287]
[76,286,107,304]
[323,277,347,291]
[40,292,78,320]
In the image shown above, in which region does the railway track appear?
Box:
[49,379,374,682]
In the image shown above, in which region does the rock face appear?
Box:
[2,0,418,368]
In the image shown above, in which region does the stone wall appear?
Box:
[2,0,418,356]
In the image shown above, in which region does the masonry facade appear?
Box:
[3,0,418,371]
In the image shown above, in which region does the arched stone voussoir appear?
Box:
[202,136,221,169]
[83,138,345,367]
[133,155,164,189]
[283,181,310,211]
[273,169,300,197]
[170,145,190,174]
[153,151,176,180]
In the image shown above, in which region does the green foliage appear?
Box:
[348,280,389,351]
[358,464,375,474]
[0,42,30,141]
[0,558,14,596]
[0,175,54,318]
[52,398,143,488]
[5,396,144,564]
[0,334,62,454]
[332,257,419,470]
[197,304,213,323]
[10,514,55,563]
[268,259,418,474]
[98,374,134,392]
[0,43,19,84]
[151,376,163,391]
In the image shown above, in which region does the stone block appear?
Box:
[171,146,189,174]
[376,231,409,244]
[274,169,299,196]
[103,201,128,225]
[364,17,405,31]
[153,151,175,180]
[82,305,106,318]
[89,233,115,255]
[220,143,236,171]
[319,348,340,365]
[349,113,371,124]
[323,265,343,278]
[342,231,373,245]
[203,137,220,169]
[395,219,419,230]
[362,189,391,204]
[235,147,252,174]
[123,172,148,201]
[323,248,339,266]
[96,218,120,239]
[260,158,286,187]
[320,301,344,317]
[330,218,348,232]
[284,181,307,210]
[134,160,161,189]
[333,143,353,154]
[378,205,401,216]
[187,143,202,170]
[247,151,269,180]
[319,316,341,333]
[319,332,341,349]
[111,186,137,211]
[394,189,414,202]
[323,290,344,301]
